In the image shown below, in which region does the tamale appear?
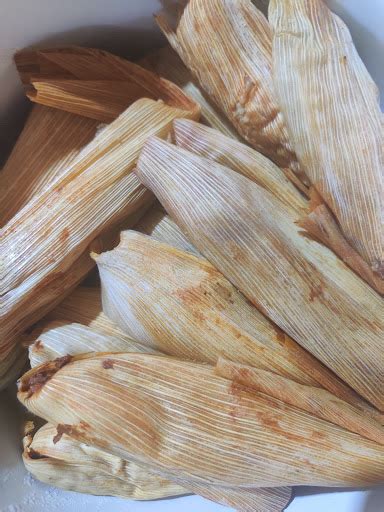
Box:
[156,0,309,185]
[216,358,384,444]
[140,46,242,140]
[136,137,384,411]
[23,422,290,512]
[1,80,198,383]
[95,231,382,421]
[173,119,384,293]
[269,0,383,275]
[134,203,199,255]
[23,423,186,500]
[0,105,99,225]
[15,46,198,122]
[18,353,384,487]
[28,321,158,368]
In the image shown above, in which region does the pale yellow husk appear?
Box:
[28,321,158,368]
[95,230,382,422]
[173,119,384,293]
[216,358,384,444]
[0,87,198,381]
[135,136,384,411]
[18,353,384,488]
[140,46,242,140]
[269,0,383,276]
[0,105,100,225]
[156,0,308,185]
[134,203,199,255]
[23,423,187,500]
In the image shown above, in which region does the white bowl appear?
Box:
[1,1,383,510]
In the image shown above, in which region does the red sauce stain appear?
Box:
[309,283,324,302]
[102,359,115,369]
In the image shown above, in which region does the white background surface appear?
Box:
[1,1,383,511]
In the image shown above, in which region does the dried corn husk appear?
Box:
[136,137,384,411]
[174,118,308,212]
[15,46,196,122]
[95,230,382,422]
[1,87,198,382]
[140,46,242,140]
[134,203,199,255]
[173,119,384,293]
[23,422,186,500]
[156,0,308,186]
[30,287,291,512]
[269,0,383,276]
[18,353,384,487]
[46,286,136,344]
[216,358,384,443]
[28,321,158,368]
[27,80,148,123]
[0,105,99,225]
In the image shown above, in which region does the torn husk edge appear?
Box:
[23,422,187,500]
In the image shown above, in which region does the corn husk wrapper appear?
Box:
[269,0,383,276]
[15,46,196,122]
[18,353,384,488]
[95,230,382,422]
[23,423,187,500]
[140,46,241,141]
[1,82,198,380]
[23,424,291,512]
[28,80,147,123]
[46,286,137,344]
[29,286,291,511]
[28,321,158,368]
[134,203,199,255]
[173,119,384,294]
[156,0,308,186]
[216,358,384,444]
[174,119,308,213]
[136,137,384,411]
[0,105,100,225]
[0,241,101,391]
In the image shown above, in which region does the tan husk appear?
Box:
[134,203,199,255]
[45,286,137,344]
[173,119,384,294]
[269,0,383,276]
[15,46,197,121]
[30,284,291,512]
[23,422,187,500]
[0,88,198,381]
[18,353,384,487]
[94,230,382,422]
[0,105,100,225]
[173,118,308,213]
[135,136,384,411]
[28,321,158,368]
[27,80,149,123]
[156,0,309,186]
[216,358,384,444]
[140,46,242,140]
